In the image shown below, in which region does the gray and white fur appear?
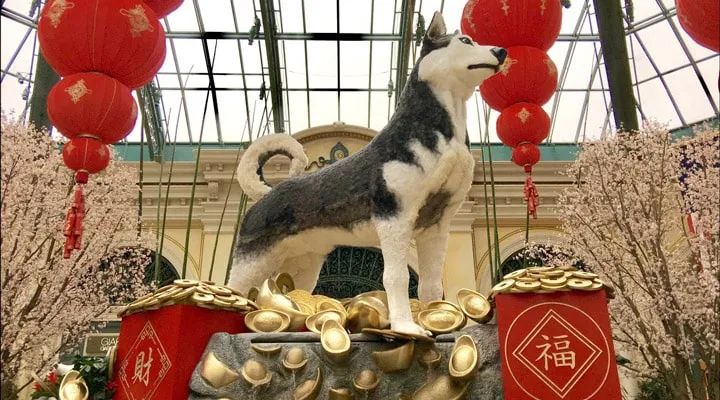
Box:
[228,11,506,337]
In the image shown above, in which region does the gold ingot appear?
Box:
[567,278,593,290]
[515,281,542,291]
[448,335,478,381]
[283,347,308,371]
[412,374,469,400]
[250,344,282,356]
[572,271,599,279]
[106,345,118,381]
[273,272,296,294]
[58,371,89,400]
[297,301,315,315]
[352,369,379,392]
[503,269,527,279]
[417,309,464,335]
[294,368,322,400]
[245,309,291,333]
[174,279,199,288]
[354,290,388,305]
[346,298,390,333]
[456,288,493,324]
[306,310,347,334]
[539,276,568,287]
[418,347,442,369]
[328,387,354,400]
[200,352,240,388]
[287,290,317,310]
[247,287,259,302]
[372,341,415,372]
[256,279,309,331]
[316,298,346,314]
[241,359,272,387]
[321,319,351,362]
[426,300,462,314]
[409,299,424,312]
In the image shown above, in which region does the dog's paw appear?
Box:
[391,320,433,337]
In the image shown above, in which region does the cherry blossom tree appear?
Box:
[552,121,719,400]
[1,113,154,399]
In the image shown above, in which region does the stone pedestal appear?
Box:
[188,325,504,399]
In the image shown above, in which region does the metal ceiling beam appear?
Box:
[193,0,224,142]
[394,0,415,104]
[258,0,285,133]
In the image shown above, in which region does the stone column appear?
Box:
[442,226,478,301]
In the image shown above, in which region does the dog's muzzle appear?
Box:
[467,63,500,73]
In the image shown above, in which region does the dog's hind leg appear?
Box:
[416,222,451,304]
[376,218,432,337]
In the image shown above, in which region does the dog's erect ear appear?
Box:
[426,11,447,39]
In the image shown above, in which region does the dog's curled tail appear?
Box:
[237,134,308,201]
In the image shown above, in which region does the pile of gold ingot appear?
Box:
[117,279,257,318]
[489,265,615,301]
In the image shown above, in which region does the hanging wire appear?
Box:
[475,93,497,284]
[482,102,503,278]
[181,41,219,278]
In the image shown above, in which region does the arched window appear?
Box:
[100,248,179,304]
[313,247,419,299]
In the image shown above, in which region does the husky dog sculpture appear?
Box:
[229,12,506,337]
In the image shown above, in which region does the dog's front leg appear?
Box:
[376,218,432,337]
[416,224,450,304]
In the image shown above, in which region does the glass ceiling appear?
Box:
[1,0,718,146]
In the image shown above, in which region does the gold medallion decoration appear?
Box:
[65,79,92,104]
[516,107,531,124]
[47,0,75,28]
[499,57,518,76]
[544,57,557,74]
[119,5,155,38]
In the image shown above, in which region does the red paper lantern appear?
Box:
[676,0,720,53]
[480,46,558,111]
[48,72,138,144]
[62,137,112,177]
[461,0,562,52]
[142,0,184,19]
[38,0,166,88]
[497,102,551,147]
[512,142,541,172]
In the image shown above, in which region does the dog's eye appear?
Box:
[459,37,473,45]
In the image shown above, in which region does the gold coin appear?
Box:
[528,266,554,273]
[213,297,234,307]
[564,271,574,278]
[171,286,197,300]
[517,276,538,283]
[572,271,598,279]
[174,279,200,288]
[201,280,216,286]
[156,287,183,300]
[154,284,175,294]
[541,270,565,278]
[589,282,603,290]
[491,279,516,294]
[192,293,215,304]
[567,278,592,290]
[539,284,561,292]
[196,303,218,311]
[509,288,526,293]
[196,286,214,295]
[503,269,527,280]
[540,277,568,287]
[515,281,541,291]
[209,285,233,296]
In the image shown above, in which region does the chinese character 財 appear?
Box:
[535,334,576,370]
[132,348,154,386]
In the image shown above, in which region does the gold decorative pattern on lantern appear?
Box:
[119,5,155,38]
[544,57,557,74]
[65,79,92,104]
[499,0,510,16]
[516,107,531,124]
[499,57,518,76]
[540,0,547,15]
[47,0,75,28]
[489,265,615,302]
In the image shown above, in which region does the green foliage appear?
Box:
[72,355,116,400]
[636,376,675,400]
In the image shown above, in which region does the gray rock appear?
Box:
[188,325,504,400]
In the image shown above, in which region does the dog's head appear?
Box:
[418,12,506,96]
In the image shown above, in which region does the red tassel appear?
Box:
[62,182,86,258]
[524,174,540,219]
